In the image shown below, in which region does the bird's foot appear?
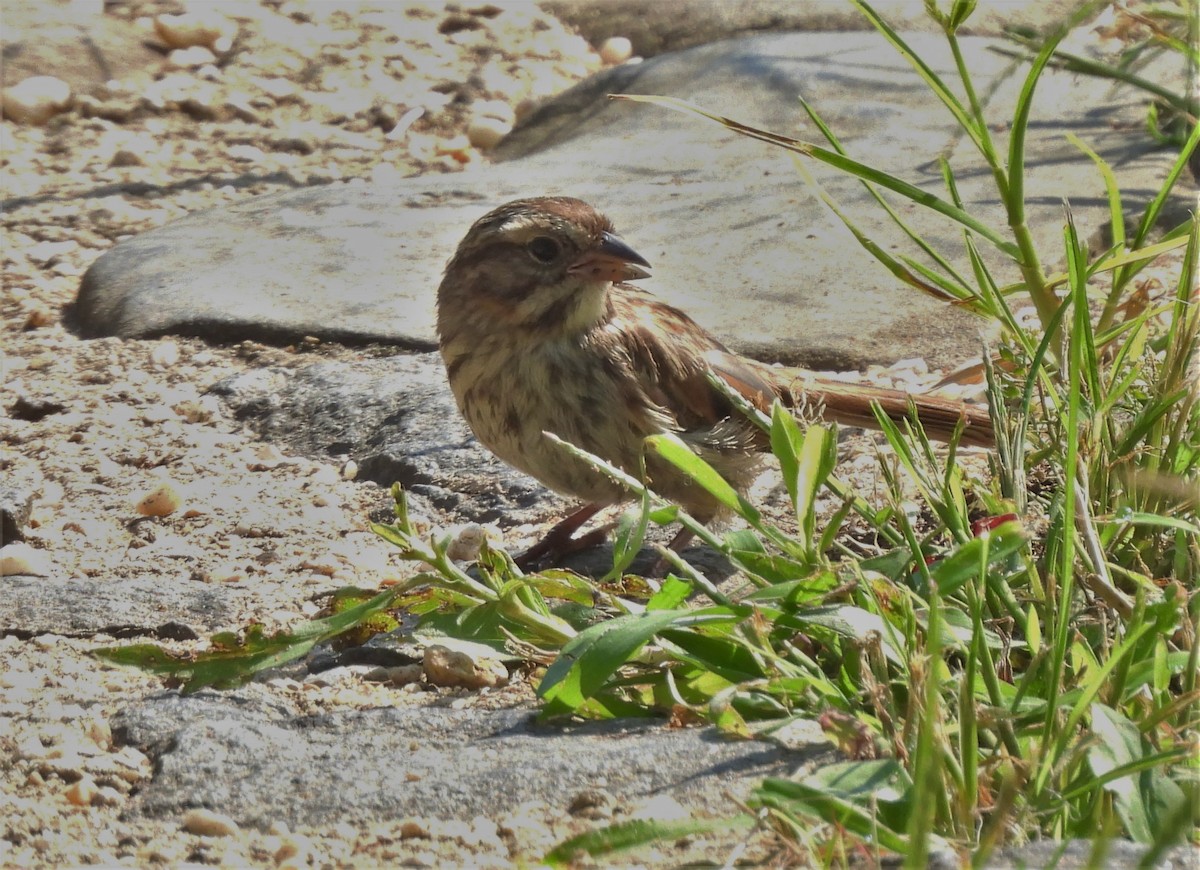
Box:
[515,503,612,570]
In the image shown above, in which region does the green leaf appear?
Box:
[525,569,596,606]
[1107,507,1200,536]
[645,433,760,522]
[928,520,1027,595]
[742,570,842,607]
[607,496,651,581]
[794,417,838,552]
[780,604,904,665]
[93,586,402,693]
[753,762,916,854]
[646,576,693,611]
[659,627,768,683]
[542,815,754,866]
[1087,704,1188,845]
[539,610,687,715]
[1005,16,1071,229]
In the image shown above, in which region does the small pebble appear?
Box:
[166,46,218,69]
[599,36,633,65]
[423,644,508,690]
[2,76,72,125]
[23,305,55,329]
[154,11,232,49]
[0,542,52,576]
[64,776,99,807]
[149,340,180,368]
[182,807,240,837]
[466,115,512,151]
[340,460,358,481]
[134,482,182,517]
[109,149,145,168]
[446,523,498,562]
[399,820,430,840]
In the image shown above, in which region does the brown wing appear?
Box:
[608,284,778,450]
[607,283,994,449]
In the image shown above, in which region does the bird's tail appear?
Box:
[759,364,996,449]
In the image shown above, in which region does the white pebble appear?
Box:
[446,523,498,562]
[134,482,182,517]
[340,460,358,481]
[227,144,267,163]
[166,46,217,69]
[466,115,512,151]
[149,340,180,368]
[182,807,240,837]
[385,106,425,141]
[2,76,72,125]
[599,36,633,65]
[0,542,52,577]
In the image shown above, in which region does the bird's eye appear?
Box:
[527,236,561,264]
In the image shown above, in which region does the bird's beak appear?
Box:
[568,231,652,282]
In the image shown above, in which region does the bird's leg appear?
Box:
[648,526,698,577]
[516,503,613,569]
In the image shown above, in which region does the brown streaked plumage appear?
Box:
[436,196,994,564]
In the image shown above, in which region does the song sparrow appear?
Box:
[437,196,993,564]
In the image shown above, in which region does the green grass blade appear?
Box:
[543,815,755,866]
[612,94,1019,257]
[1006,22,1080,228]
[799,94,977,296]
[847,0,983,149]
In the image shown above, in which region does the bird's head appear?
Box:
[437,196,651,337]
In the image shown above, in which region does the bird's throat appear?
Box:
[514,278,611,338]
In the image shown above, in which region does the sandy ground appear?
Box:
[0,3,702,865]
[3,1,1189,865]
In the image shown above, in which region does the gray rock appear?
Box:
[0,486,34,542]
[545,0,1094,59]
[70,31,1186,371]
[983,839,1198,870]
[209,354,567,525]
[0,576,243,639]
[111,693,824,827]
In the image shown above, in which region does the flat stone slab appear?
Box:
[545,0,1094,58]
[70,31,1187,371]
[112,694,819,827]
[209,354,565,525]
[0,576,244,640]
